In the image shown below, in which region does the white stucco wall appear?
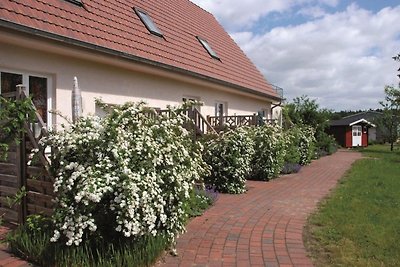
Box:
[0,31,280,128]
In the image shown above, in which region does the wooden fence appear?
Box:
[0,86,54,224]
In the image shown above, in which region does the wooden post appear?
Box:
[16,85,27,224]
[252,113,257,126]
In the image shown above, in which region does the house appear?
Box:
[0,0,282,131]
[329,112,379,148]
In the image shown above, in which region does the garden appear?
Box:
[0,96,337,266]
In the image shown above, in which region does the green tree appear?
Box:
[283,95,336,153]
[377,54,400,151]
[378,86,400,151]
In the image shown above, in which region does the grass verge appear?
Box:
[304,145,400,266]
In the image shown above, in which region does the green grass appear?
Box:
[305,144,400,267]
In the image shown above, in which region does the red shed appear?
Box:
[329,118,376,148]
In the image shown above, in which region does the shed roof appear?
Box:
[0,0,280,100]
[330,112,378,127]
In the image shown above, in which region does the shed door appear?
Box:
[352,125,362,146]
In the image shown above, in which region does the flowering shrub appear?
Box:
[42,102,208,246]
[284,125,316,167]
[297,125,316,165]
[203,127,254,194]
[250,125,286,181]
[284,127,302,166]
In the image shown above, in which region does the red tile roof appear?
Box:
[0,0,279,99]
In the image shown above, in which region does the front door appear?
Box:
[352,125,362,146]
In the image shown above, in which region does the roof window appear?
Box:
[65,0,82,6]
[134,8,163,37]
[197,36,220,60]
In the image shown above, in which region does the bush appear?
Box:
[183,186,218,218]
[316,131,337,155]
[298,125,316,165]
[42,102,209,247]
[284,127,301,165]
[250,125,286,181]
[281,162,302,174]
[203,127,254,193]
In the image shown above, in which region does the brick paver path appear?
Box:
[159,150,362,267]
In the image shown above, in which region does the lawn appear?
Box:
[304,145,400,267]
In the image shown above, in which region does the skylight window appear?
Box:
[134,8,163,37]
[197,36,220,60]
[65,0,82,6]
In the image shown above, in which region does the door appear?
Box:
[352,125,362,146]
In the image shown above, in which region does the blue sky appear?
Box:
[191,0,400,110]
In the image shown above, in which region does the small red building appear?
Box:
[329,118,376,148]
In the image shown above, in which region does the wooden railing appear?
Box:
[208,114,277,131]
[157,107,217,136]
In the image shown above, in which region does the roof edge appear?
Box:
[0,20,281,102]
[349,119,376,127]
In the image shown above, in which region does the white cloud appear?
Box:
[297,6,327,18]
[192,0,339,30]
[192,1,400,110]
[192,0,297,30]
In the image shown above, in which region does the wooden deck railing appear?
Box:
[158,107,217,136]
[207,114,277,131]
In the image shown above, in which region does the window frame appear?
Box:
[134,8,164,38]
[197,36,220,60]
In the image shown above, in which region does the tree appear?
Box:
[393,53,400,83]
[283,95,331,133]
[378,55,400,151]
[283,95,336,153]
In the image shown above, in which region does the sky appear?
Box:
[190,0,400,111]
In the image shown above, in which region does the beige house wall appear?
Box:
[0,30,281,128]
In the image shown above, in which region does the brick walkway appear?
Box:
[158,150,362,267]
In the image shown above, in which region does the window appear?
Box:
[134,8,163,37]
[352,125,362,136]
[197,36,220,60]
[0,70,52,127]
[65,0,82,6]
[215,101,227,117]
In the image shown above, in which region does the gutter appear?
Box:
[0,20,282,102]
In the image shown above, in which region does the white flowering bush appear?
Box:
[296,125,316,165]
[203,127,254,194]
[284,125,316,166]
[42,102,208,246]
[250,124,286,181]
